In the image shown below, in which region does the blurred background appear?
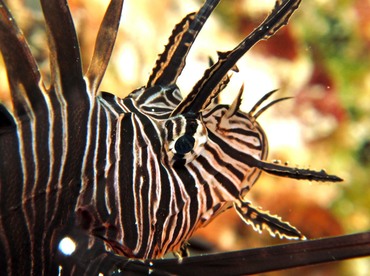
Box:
[0,0,369,275]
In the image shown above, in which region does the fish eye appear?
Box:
[163,115,208,166]
[174,134,195,155]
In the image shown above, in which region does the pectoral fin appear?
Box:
[234,199,305,240]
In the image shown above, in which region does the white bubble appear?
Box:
[58,236,76,256]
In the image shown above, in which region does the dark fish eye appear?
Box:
[174,134,195,154]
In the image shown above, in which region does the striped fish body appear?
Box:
[91,86,267,258]
[0,78,92,274]
[0,0,342,274]
[0,79,265,274]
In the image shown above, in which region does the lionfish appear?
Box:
[0,0,344,275]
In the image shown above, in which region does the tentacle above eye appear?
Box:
[172,0,302,116]
[147,0,221,88]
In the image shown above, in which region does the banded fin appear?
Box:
[143,232,370,275]
[0,0,44,117]
[41,0,86,100]
[256,159,343,182]
[57,231,370,275]
[234,200,305,240]
[86,0,124,95]
[173,0,302,115]
[147,0,220,87]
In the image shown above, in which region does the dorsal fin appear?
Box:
[172,0,302,115]
[86,0,124,95]
[146,0,220,87]
[40,0,86,101]
[0,0,44,118]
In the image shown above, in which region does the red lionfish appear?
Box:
[0,0,348,275]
